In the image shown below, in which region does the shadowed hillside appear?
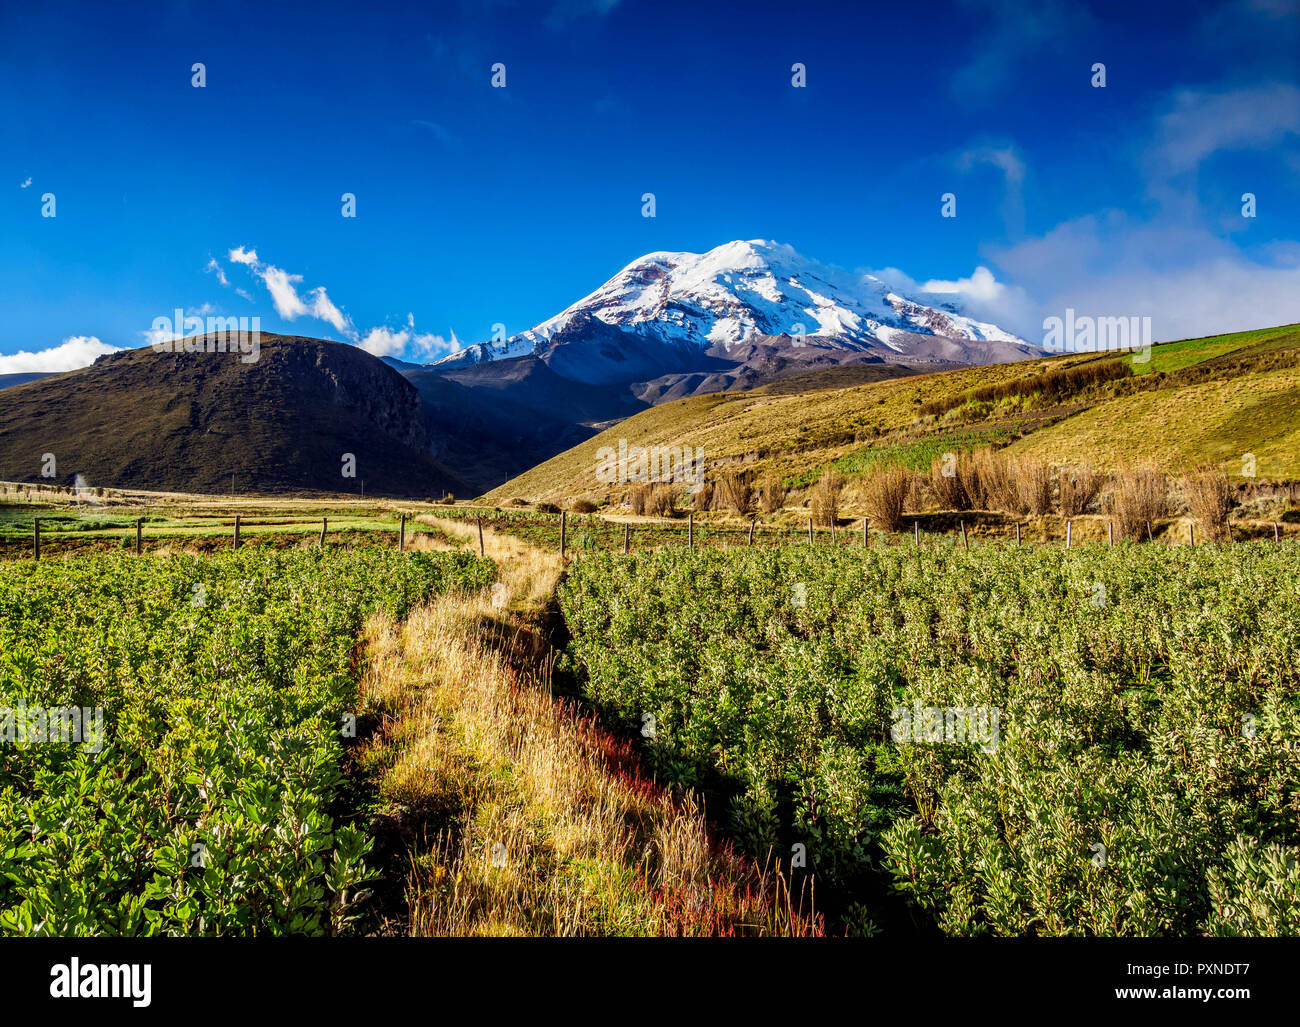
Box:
[0,335,467,497]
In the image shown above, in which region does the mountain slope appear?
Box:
[0,336,466,496]
[485,324,1300,504]
[436,240,1036,377]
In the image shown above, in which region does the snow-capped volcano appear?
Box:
[437,240,1028,372]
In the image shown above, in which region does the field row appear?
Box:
[557,543,1300,935]
[0,548,493,934]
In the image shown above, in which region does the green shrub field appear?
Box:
[0,548,492,935]
[557,543,1300,935]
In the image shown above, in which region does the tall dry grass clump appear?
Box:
[1013,457,1053,516]
[928,455,967,510]
[714,471,754,515]
[958,453,987,509]
[630,483,676,517]
[810,468,844,527]
[973,448,1018,513]
[1182,466,1231,541]
[1059,464,1103,516]
[1108,463,1169,540]
[863,465,912,532]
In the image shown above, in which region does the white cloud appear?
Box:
[260,265,310,320]
[205,257,229,287]
[989,212,1300,342]
[223,245,458,361]
[0,336,122,373]
[19,177,31,189]
[140,324,176,348]
[922,266,1007,302]
[357,325,411,358]
[358,315,459,361]
[307,286,349,333]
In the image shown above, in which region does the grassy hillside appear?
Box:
[486,324,1300,505]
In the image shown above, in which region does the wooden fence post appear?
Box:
[807,518,813,544]
[748,519,755,546]
[960,520,968,551]
[477,514,485,557]
[320,517,327,547]
[1275,521,1281,542]
[1146,520,1154,543]
[1108,521,1114,547]
[688,512,694,549]
[624,523,631,553]
[136,517,143,555]
[1066,520,1072,548]
[830,520,836,545]
[399,513,406,552]
[914,521,920,548]
[560,511,566,558]
[1016,522,1022,546]
[1189,523,1195,547]
[33,517,40,561]
[863,518,869,549]
[233,515,241,550]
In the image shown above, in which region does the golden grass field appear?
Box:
[486,324,1300,507]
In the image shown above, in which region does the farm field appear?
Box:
[0,546,493,934]
[557,542,1300,936]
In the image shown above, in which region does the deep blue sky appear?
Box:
[2,0,1298,368]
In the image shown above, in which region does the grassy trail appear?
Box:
[354,518,819,936]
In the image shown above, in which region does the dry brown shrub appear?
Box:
[973,448,1018,513]
[1181,466,1231,542]
[928,455,968,510]
[1013,457,1053,516]
[1108,463,1169,540]
[862,465,912,532]
[958,453,987,510]
[1059,464,1104,516]
[630,484,676,517]
[715,471,754,515]
[810,468,844,527]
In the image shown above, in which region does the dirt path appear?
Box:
[353,517,819,936]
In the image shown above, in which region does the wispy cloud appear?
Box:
[205,257,229,287]
[0,336,121,373]
[225,245,460,361]
[872,77,1300,342]
[951,0,1093,102]
[19,177,31,189]
[411,119,460,150]
[1144,82,1300,193]
[956,143,1027,237]
[545,0,622,28]
[358,315,458,360]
